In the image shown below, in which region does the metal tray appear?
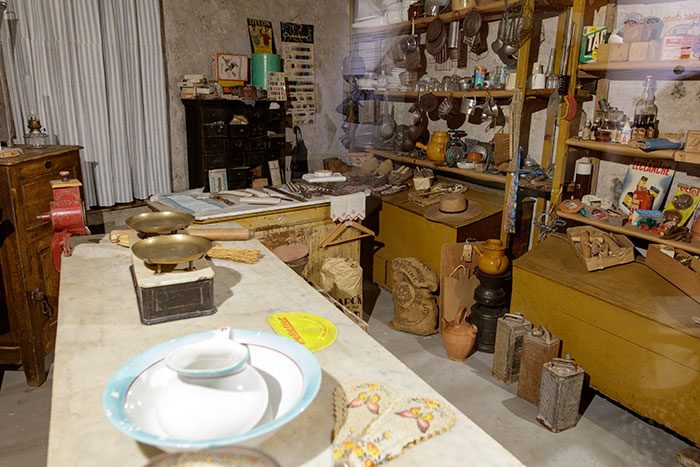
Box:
[126,211,194,234]
[131,234,211,265]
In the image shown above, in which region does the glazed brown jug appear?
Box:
[441,307,478,362]
[474,239,509,275]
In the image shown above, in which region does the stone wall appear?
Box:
[162,0,350,191]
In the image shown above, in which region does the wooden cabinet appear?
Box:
[0,145,82,386]
[182,99,288,191]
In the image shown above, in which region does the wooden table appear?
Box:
[511,235,700,445]
[372,182,503,288]
[47,228,523,466]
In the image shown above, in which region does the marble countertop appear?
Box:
[47,226,523,466]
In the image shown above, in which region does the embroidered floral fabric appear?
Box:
[333,382,455,466]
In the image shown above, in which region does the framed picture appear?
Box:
[208,168,227,193]
[686,130,700,153]
[211,53,248,83]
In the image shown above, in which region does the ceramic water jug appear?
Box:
[474,239,509,275]
[416,131,449,162]
[441,307,478,361]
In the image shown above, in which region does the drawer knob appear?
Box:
[44,161,52,169]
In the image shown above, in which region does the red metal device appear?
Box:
[37,171,90,271]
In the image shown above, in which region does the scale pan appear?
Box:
[126,211,195,234]
[131,234,212,265]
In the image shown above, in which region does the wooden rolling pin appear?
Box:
[186,228,251,241]
[110,227,251,246]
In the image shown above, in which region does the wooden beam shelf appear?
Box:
[578,60,700,81]
[557,210,700,255]
[363,148,507,185]
[566,138,700,165]
[353,0,519,36]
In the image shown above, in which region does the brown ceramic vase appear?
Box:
[441,307,478,361]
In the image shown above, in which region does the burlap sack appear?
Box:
[389,257,440,335]
[320,258,363,319]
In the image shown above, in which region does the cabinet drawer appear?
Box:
[203,122,228,137]
[19,153,78,181]
[227,180,248,190]
[245,138,267,151]
[202,153,230,169]
[227,167,249,182]
[245,151,266,166]
[230,125,249,138]
[267,138,284,152]
[201,108,228,123]
[229,139,245,151]
[203,136,227,153]
[249,122,266,136]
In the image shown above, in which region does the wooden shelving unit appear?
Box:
[578,60,700,80]
[566,138,700,164]
[353,0,519,36]
[364,148,507,185]
[556,210,700,255]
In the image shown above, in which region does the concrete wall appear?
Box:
[162,0,350,191]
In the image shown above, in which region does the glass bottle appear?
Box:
[633,75,658,138]
[545,48,558,89]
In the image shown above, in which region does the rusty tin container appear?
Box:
[537,357,585,433]
[517,326,560,405]
[492,313,533,384]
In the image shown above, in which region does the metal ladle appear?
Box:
[491,0,508,54]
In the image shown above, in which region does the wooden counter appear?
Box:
[511,235,700,445]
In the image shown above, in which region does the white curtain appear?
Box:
[0,0,170,207]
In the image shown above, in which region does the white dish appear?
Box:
[103,329,322,452]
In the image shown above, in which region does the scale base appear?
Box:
[130,265,217,325]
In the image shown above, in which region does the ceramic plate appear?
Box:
[144,446,280,466]
[103,329,322,451]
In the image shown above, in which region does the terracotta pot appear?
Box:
[474,239,509,275]
[441,307,478,362]
[416,131,449,162]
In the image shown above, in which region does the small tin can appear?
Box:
[537,357,585,433]
[492,313,533,384]
[517,326,560,405]
[474,66,486,88]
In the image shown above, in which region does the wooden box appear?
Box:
[566,226,634,272]
[596,43,610,63]
[609,43,630,62]
[645,244,700,303]
[628,42,650,61]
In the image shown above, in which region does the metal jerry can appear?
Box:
[492,313,532,384]
[517,326,560,405]
[537,357,585,432]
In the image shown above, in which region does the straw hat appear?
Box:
[423,193,483,224]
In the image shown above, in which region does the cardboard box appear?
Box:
[566,226,635,271]
[609,43,630,62]
[646,244,700,303]
[629,42,651,61]
[596,43,610,62]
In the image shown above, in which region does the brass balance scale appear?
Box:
[126,212,217,325]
